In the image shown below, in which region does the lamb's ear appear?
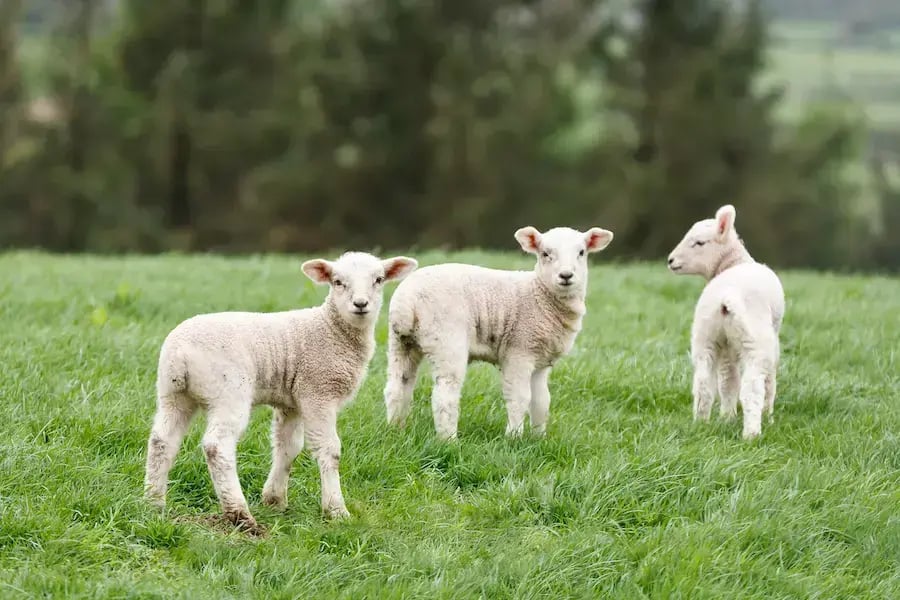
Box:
[382,256,418,282]
[715,205,736,241]
[584,228,614,252]
[515,226,542,254]
[301,259,334,284]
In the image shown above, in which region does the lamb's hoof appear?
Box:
[323,505,351,520]
[742,430,761,441]
[261,492,287,510]
[387,415,407,428]
[145,494,166,510]
[225,510,265,536]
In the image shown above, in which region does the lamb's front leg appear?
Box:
[304,402,349,519]
[262,407,304,509]
[501,358,535,437]
[529,367,552,436]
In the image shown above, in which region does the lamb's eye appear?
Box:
[333,279,344,287]
[692,241,706,248]
[374,276,384,285]
[578,249,586,257]
[541,251,550,259]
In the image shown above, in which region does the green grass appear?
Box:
[0,251,898,599]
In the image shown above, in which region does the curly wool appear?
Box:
[384,226,613,439]
[143,252,417,533]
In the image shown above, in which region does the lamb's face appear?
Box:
[667,205,736,278]
[302,252,418,326]
[515,226,614,297]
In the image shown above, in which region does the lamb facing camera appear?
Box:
[143,252,417,534]
[384,225,614,440]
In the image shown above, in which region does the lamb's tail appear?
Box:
[156,339,189,395]
[719,291,752,338]
[388,292,418,340]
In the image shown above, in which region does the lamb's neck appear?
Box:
[323,300,374,352]
[533,278,586,330]
[710,242,754,280]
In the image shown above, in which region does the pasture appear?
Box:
[0,251,898,598]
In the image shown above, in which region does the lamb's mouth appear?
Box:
[352,309,370,316]
[669,264,683,272]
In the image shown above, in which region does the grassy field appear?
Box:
[0,251,898,598]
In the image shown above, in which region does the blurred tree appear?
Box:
[118,0,298,250]
[0,0,891,270]
[600,0,779,256]
[0,0,22,155]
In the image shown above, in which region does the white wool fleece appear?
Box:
[144,252,417,533]
[384,225,614,440]
[668,204,785,440]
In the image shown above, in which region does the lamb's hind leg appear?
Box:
[262,408,304,509]
[764,338,780,423]
[717,358,740,421]
[739,359,767,440]
[201,400,258,533]
[764,372,776,424]
[384,333,422,427]
[144,391,197,507]
[692,350,717,422]
[427,342,468,441]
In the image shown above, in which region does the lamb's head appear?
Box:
[302,252,418,327]
[667,204,741,279]
[515,226,614,297]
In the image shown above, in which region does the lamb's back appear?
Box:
[393,263,531,332]
[696,262,785,333]
[159,308,325,395]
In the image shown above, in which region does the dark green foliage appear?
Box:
[1,0,898,270]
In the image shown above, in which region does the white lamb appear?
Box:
[667,205,785,440]
[383,226,614,440]
[143,252,417,533]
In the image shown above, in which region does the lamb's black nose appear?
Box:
[353,299,369,309]
[667,256,675,265]
[559,271,574,282]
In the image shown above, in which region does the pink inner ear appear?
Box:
[384,260,405,279]
[525,232,541,251]
[308,262,332,282]
[586,231,606,250]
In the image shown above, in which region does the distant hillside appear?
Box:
[18,1,900,31]
[763,0,900,25]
